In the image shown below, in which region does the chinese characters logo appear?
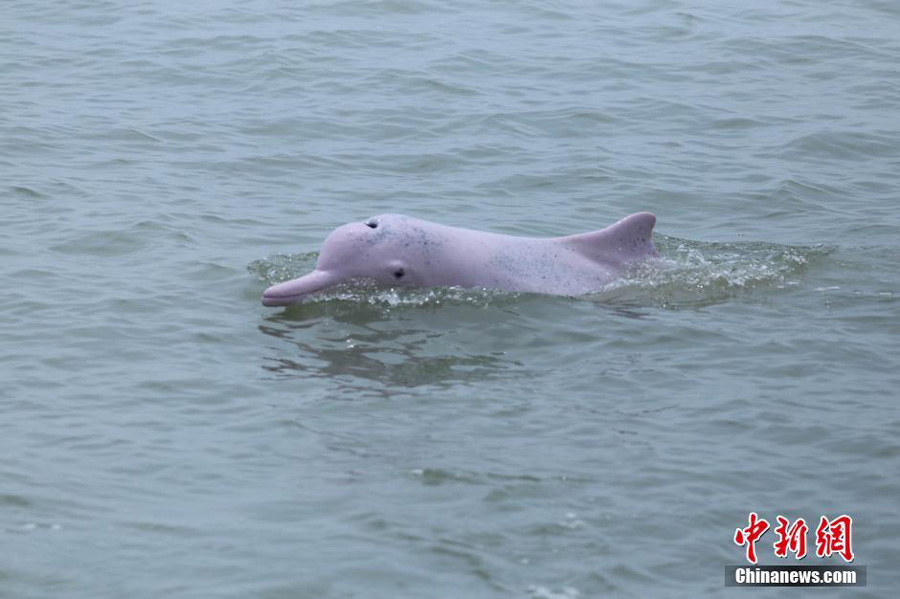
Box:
[734,513,854,564]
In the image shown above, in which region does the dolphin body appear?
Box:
[261,212,658,306]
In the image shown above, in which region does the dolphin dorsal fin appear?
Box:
[559,212,658,264]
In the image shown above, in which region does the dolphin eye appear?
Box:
[393,268,405,279]
[365,221,378,229]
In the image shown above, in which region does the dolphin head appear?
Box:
[261,215,423,306]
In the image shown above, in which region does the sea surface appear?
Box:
[2,1,898,597]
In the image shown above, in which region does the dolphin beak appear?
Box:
[261,270,342,306]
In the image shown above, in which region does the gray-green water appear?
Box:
[2,1,899,597]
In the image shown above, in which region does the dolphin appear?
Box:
[261,212,658,306]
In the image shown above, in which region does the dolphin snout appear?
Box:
[261,284,299,307]
[261,270,340,306]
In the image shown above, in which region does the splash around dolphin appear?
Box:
[261,212,658,306]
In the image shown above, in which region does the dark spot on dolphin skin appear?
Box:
[393,268,405,279]
[408,225,444,268]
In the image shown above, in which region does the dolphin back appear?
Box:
[558,212,658,264]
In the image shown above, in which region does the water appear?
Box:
[2,0,899,597]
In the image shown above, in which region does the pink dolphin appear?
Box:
[261,212,658,306]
